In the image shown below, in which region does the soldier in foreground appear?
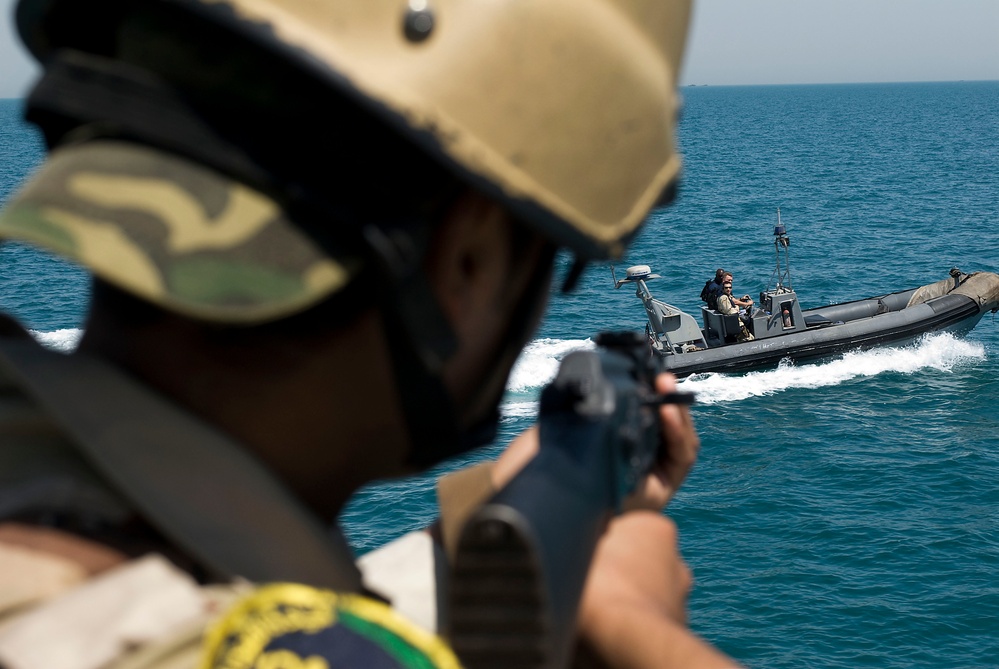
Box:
[0,0,738,667]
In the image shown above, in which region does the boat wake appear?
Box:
[30,328,83,353]
[506,337,595,393]
[681,332,985,405]
[500,332,986,416]
[502,338,593,421]
[30,328,985,414]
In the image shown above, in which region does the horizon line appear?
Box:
[679,77,999,87]
[2,78,998,101]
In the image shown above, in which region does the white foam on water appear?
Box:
[500,401,543,421]
[678,332,986,405]
[505,337,594,393]
[27,329,985,416]
[500,338,593,419]
[499,332,986,417]
[29,328,83,353]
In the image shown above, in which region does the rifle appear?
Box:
[447,330,695,669]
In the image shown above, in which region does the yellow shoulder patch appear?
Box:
[201,584,461,669]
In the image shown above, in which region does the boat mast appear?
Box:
[768,207,793,293]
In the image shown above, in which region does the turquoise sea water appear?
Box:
[2,82,998,668]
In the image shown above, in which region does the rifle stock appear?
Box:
[448,331,679,669]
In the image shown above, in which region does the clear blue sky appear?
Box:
[2,0,998,97]
[682,0,999,85]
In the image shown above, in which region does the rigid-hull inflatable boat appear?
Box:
[616,218,999,377]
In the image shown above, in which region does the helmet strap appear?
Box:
[362,225,479,467]
[363,228,554,468]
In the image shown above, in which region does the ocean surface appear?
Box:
[2,82,998,668]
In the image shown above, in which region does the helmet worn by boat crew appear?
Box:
[2,0,692,324]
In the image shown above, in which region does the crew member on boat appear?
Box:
[716,282,755,342]
[700,268,727,310]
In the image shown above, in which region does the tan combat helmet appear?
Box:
[2,0,692,324]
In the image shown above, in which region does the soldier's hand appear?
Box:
[623,373,699,511]
[493,372,699,513]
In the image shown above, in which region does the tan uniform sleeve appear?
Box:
[716,294,736,315]
[435,461,497,560]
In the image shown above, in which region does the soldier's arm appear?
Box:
[480,375,739,669]
[576,512,741,669]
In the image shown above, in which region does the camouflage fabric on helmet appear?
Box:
[0,141,358,323]
[15,0,692,261]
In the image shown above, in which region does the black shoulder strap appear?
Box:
[0,334,362,591]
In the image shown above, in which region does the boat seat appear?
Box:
[720,313,742,339]
[701,308,742,340]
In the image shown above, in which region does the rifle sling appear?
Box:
[0,333,361,591]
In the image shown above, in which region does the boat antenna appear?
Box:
[767,207,793,292]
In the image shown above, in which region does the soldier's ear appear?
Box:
[424,190,515,332]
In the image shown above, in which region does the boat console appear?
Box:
[748,209,809,338]
[753,288,806,337]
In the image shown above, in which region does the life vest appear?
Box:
[700,279,718,309]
